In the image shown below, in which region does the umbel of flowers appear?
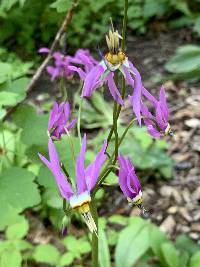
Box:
[39,26,173,235]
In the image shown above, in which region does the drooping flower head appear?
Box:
[48,102,77,140]
[140,86,173,138]
[68,49,98,80]
[39,48,74,81]
[38,135,107,234]
[82,27,143,124]
[39,48,98,82]
[118,154,143,207]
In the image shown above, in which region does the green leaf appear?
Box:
[115,218,150,267]
[62,236,91,258]
[175,234,200,255]
[149,224,167,265]
[190,252,200,267]
[165,45,200,74]
[0,249,22,267]
[37,166,58,189]
[0,167,41,230]
[50,0,71,13]
[6,216,29,239]
[0,78,29,106]
[161,242,179,267]
[107,230,119,246]
[59,252,74,266]
[108,215,129,226]
[99,229,111,267]
[105,172,118,185]
[33,244,60,265]
[143,0,169,18]
[0,129,15,171]
[12,104,48,146]
[42,188,62,209]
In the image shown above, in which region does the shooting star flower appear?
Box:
[38,135,107,234]
[68,49,98,80]
[39,48,97,81]
[140,86,173,138]
[48,102,77,140]
[82,28,143,124]
[118,154,142,205]
[38,48,74,81]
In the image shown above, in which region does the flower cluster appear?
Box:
[39,27,172,234]
[48,102,77,140]
[39,48,97,81]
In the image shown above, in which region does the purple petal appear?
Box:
[118,155,133,199]
[76,134,88,194]
[147,125,161,138]
[126,62,143,125]
[85,140,107,191]
[68,65,86,80]
[159,86,169,120]
[156,104,167,130]
[38,139,73,199]
[38,47,50,53]
[67,118,77,130]
[106,72,123,105]
[48,102,59,131]
[82,63,105,97]
[47,66,60,81]
[142,87,157,106]
[38,153,51,169]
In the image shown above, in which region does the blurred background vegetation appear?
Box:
[0,0,200,266]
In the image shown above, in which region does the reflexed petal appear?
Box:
[127,61,143,125]
[38,47,50,53]
[118,155,133,199]
[85,140,107,191]
[106,72,123,105]
[38,153,51,170]
[47,66,60,81]
[142,87,157,106]
[147,125,161,138]
[76,134,87,194]
[68,65,86,80]
[156,104,167,130]
[159,86,169,120]
[67,118,77,130]
[48,102,59,131]
[48,138,61,170]
[82,63,106,97]
[38,140,73,199]
[118,155,142,200]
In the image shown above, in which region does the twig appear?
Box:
[2,0,77,122]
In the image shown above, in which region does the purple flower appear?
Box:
[38,134,107,233]
[39,48,74,81]
[118,154,143,206]
[39,48,97,81]
[140,86,172,138]
[48,102,77,140]
[68,49,98,80]
[81,29,143,124]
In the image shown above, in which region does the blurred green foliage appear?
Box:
[0,215,199,266]
[0,0,200,58]
[165,44,200,81]
[0,1,199,266]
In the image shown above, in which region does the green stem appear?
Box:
[90,200,98,267]
[93,117,137,193]
[121,0,128,53]
[113,101,119,163]
[107,0,128,144]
